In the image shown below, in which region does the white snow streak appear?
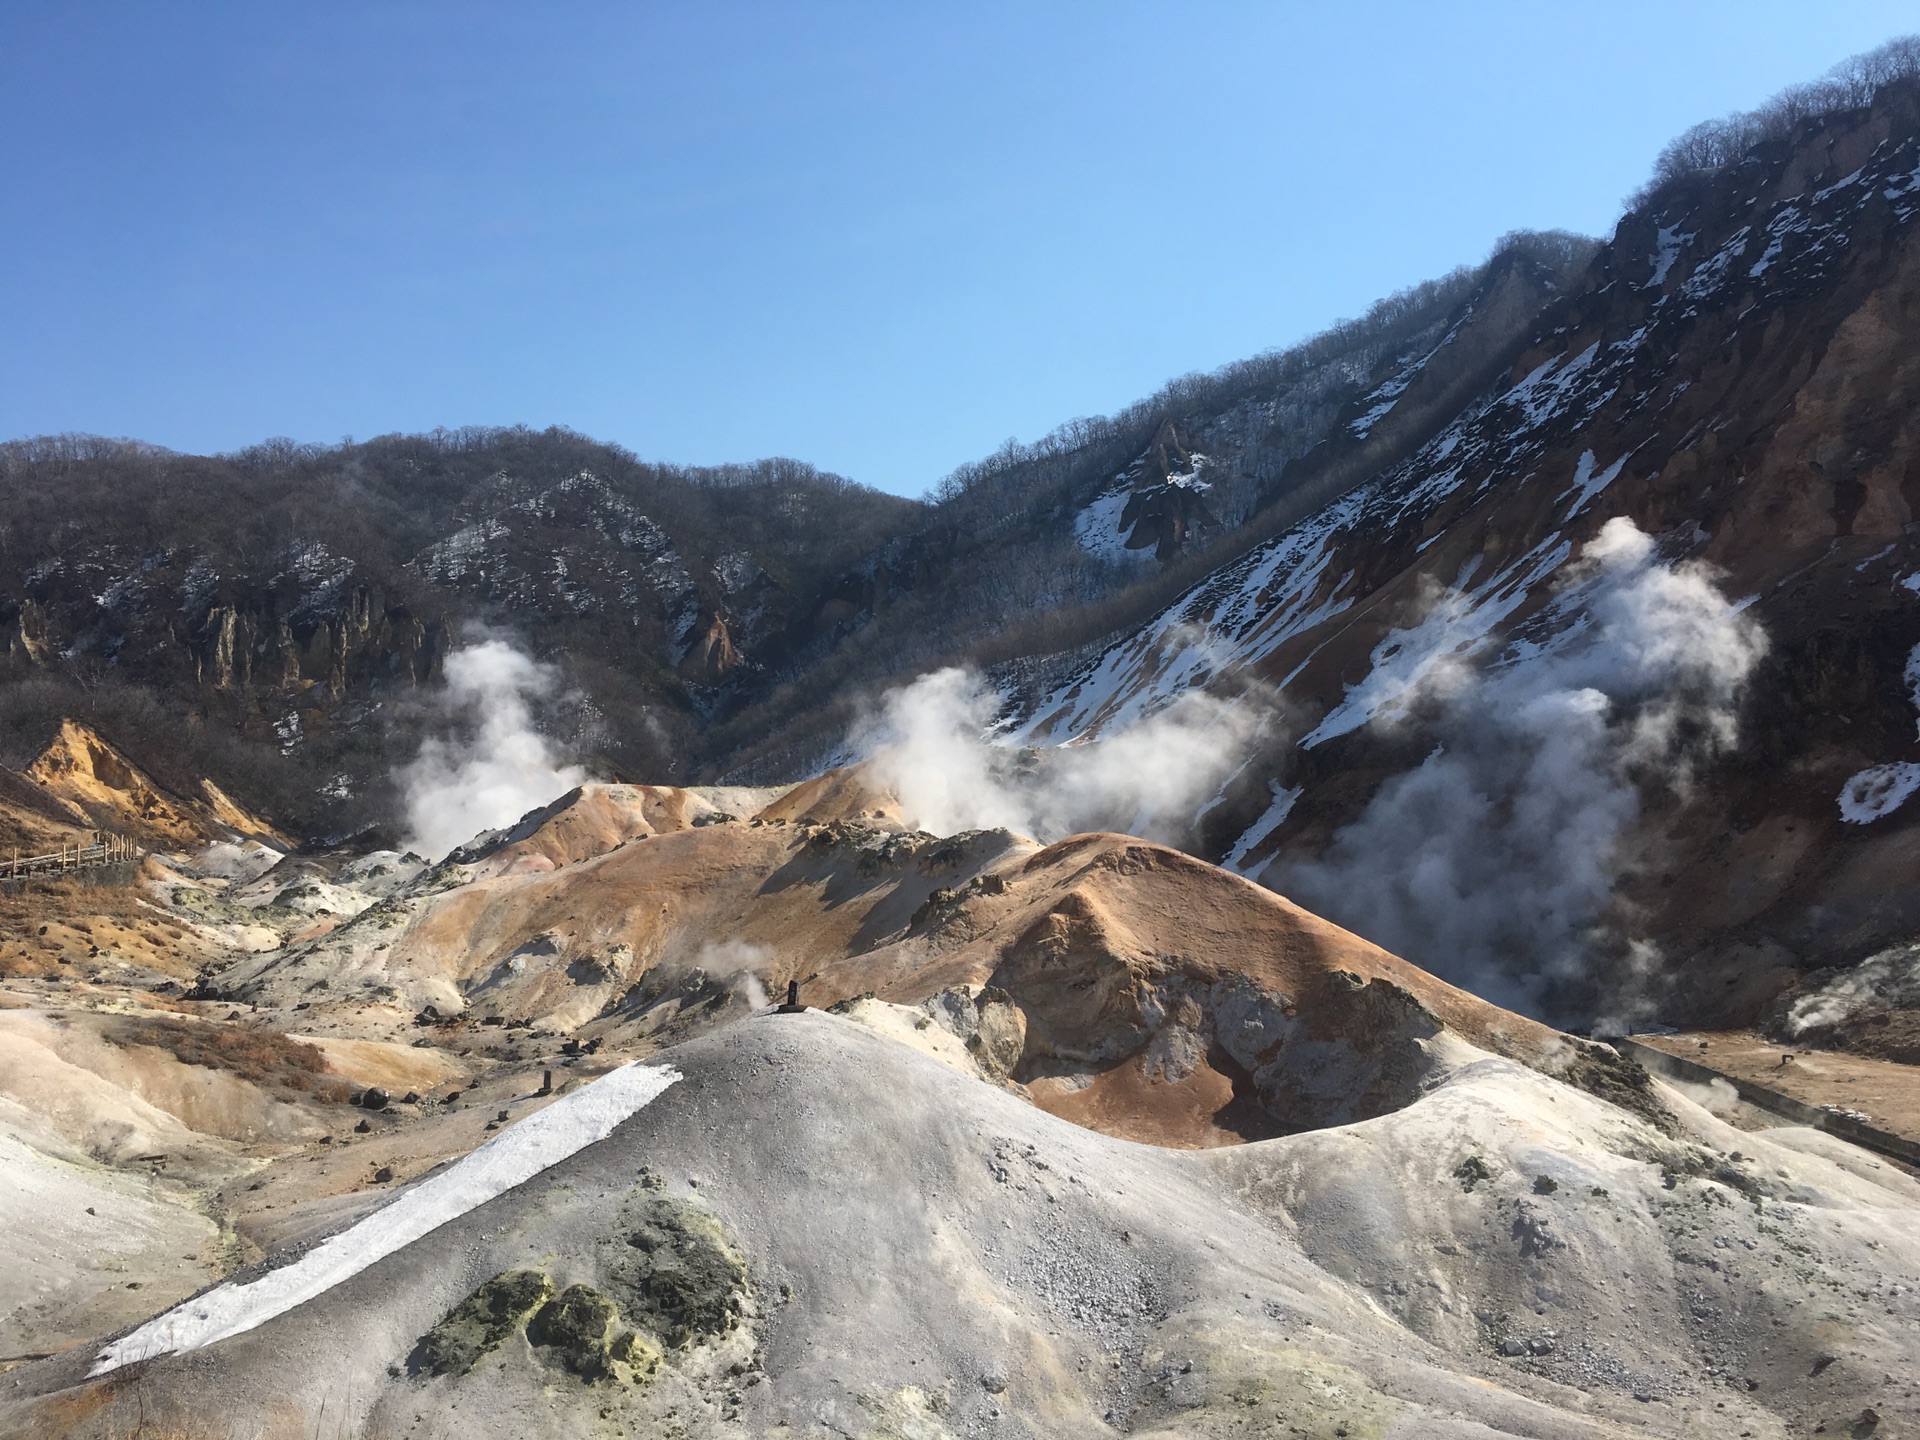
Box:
[91,1062,682,1374]
[1906,641,1920,738]
[1559,449,1629,519]
[1221,781,1303,875]
[1073,487,1151,565]
[1645,226,1691,288]
[1299,534,1571,750]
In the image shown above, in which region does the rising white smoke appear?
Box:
[689,938,773,1011]
[1277,518,1768,1023]
[400,638,586,860]
[1781,941,1920,1039]
[853,665,1264,844]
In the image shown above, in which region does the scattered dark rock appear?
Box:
[1532,1175,1559,1195]
[361,1087,389,1110]
[1454,1156,1494,1192]
[1551,1041,1679,1133]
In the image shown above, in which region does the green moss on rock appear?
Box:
[1554,1041,1680,1134]
[607,1195,750,1347]
[527,1283,662,1383]
[1453,1155,1494,1193]
[417,1269,555,1376]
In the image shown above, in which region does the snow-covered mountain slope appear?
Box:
[999,78,1920,1033]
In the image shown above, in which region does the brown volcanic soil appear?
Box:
[0,762,90,857]
[0,864,214,981]
[215,779,1639,1151]
[25,720,286,850]
[1638,1029,1920,1148]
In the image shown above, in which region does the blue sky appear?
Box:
[3,3,1914,496]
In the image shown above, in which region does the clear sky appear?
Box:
[3,3,1914,497]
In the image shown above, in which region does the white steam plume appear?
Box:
[401,638,586,860]
[689,939,773,1011]
[1276,518,1767,1023]
[1781,941,1920,1039]
[853,665,1263,844]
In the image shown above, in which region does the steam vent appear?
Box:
[6,23,1920,1440]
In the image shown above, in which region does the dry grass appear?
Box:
[101,1013,352,1102]
[0,871,196,978]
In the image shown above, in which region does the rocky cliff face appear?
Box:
[1000,78,1920,1034]
[0,435,920,829]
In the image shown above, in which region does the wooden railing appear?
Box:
[4,831,140,879]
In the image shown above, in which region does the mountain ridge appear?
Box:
[8,61,1920,1049]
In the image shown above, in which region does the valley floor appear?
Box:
[0,773,1917,1438]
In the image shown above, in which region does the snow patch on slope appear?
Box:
[1300,534,1572,750]
[1835,641,1920,822]
[1907,641,1920,737]
[1559,449,1629,519]
[1645,226,1692,288]
[1073,487,1151,565]
[91,1062,682,1374]
[1838,764,1920,824]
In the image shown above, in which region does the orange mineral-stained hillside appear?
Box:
[226,770,1615,1151]
[450,780,799,879]
[24,719,286,850]
[0,759,91,856]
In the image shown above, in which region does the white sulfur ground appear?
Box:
[7,1013,1913,1440]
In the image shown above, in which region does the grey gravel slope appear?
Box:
[7,1013,1916,1439]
